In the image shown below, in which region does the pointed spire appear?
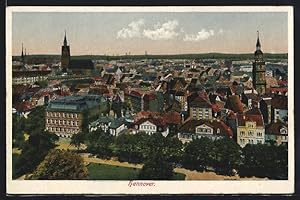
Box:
[21,43,24,57]
[25,48,27,57]
[64,30,68,46]
[256,31,261,51]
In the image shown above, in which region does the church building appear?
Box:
[252,31,266,95]
[60,32,95,75]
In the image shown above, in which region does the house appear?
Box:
[109,118,127,137]
[89,116,127,137]
[241,92,260,109]
[271,95,288,123]
[265,121,288,146]
[236,108,265,147]
[178,119,233,143]
[224,95,244,114]
[89,116,113,133]
[188,95,213,120]
[124,89,145,112]
[135,118,169,137]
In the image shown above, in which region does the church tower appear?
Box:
[252,31,266,94]
[21,43,24,64]
[61,31,70,71]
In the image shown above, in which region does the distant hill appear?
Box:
[12,53,288,61]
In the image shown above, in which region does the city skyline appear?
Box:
[12,12,288,56]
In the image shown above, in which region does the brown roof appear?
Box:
[237,113,264,127]
[179,119,233,137]
[134,111,181,125]
[225,95,244,113]
[266,121,288,135]
[14,101,35,112]
[12,70,51,78]
[271,95,288,110]
[189,96,212,108]
[135,117,167,130]
[245,107,262,115]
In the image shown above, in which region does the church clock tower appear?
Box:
[252,31,266,94]
[61,31,70,72]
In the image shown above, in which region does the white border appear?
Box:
[6,6,294,194]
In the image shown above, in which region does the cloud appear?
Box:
[183,29,215,42]
[218,29,224,34]
[143,20,179,40]
[117,19,145,39]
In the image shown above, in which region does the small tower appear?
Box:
[21,43,24,64]
[61,30,70,72]
[252,31,266,94]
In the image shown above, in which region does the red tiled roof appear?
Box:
[266,121,288,135]
[14,101,35,112]
[179,119,233,137]
[237,113,264,127]
[271,95,288,110]
[189,96,212,108]
[225,95,244,113]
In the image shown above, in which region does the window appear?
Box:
[216,128,220,134]
[248,131,253,136]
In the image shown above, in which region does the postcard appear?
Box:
[6,6,294,194]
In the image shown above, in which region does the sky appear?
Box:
[12,12,288,56]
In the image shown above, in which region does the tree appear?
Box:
[12,114,26,148]
[85,129,114,159]
[182,137,215,171]
[24,106,46,135]
[31,149,88,180]
[13,131,59,179]
[239,143,288,179]
[138,154,174,180]
[70,132,85,149]
[214,137,242,175]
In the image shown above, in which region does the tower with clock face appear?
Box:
[252,31,266,94]
[61,31,70,72]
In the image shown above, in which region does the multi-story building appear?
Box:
[45,95,106,137]
[12,70,52,85]
[188,95,213,120]
[237,107,265,147]
[177,119,233,143]
[271,95,288,123]
[265,121,288,146]
[124,89,145,112]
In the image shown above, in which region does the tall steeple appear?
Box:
[61,30,71,71]
[252,31,266,95]
[64,30,68,46]
[256,31,261,51]
[21,43,24,63]
[21,43,24,57]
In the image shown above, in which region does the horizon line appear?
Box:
[12,52,288,57]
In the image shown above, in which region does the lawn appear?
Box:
[87,163,185,180]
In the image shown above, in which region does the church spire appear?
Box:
[256,31,261,51]
[21,43,24,57]
[64,30,68,46]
